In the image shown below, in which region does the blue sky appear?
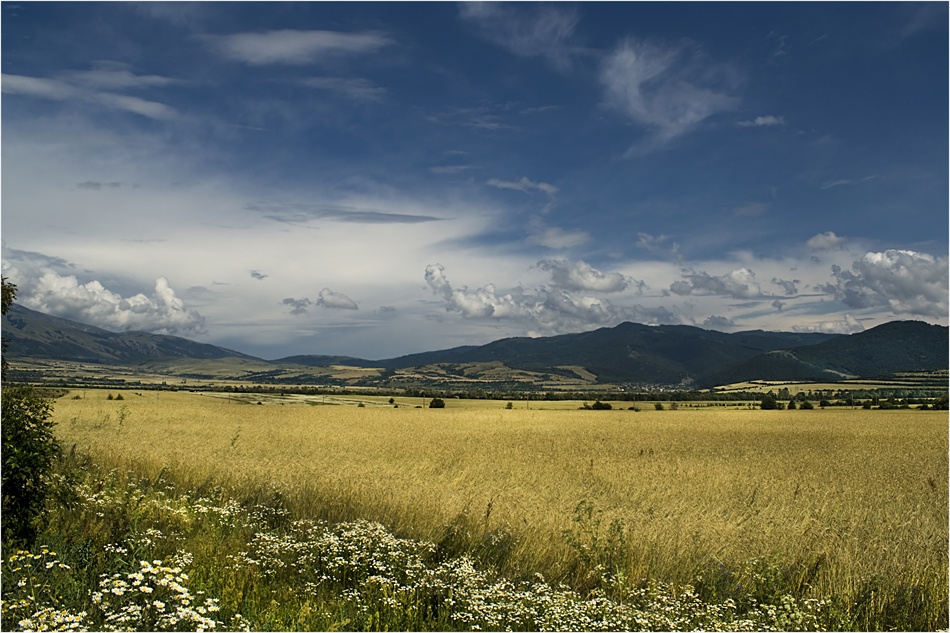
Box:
[2,2,947,360]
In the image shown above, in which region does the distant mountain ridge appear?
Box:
[705,320,949,385]
[2,304,256,364]
[3,304,947,387]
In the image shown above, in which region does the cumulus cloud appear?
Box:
[537,258,630,293]
[600,39,739,154]
[791,314,865,334]
[6,265,203,335]
[317,288,358,310]
[202,29,393,65]
[806,231,847,250]
[670,267,762,299]
[771,277,799,295]
[703,315,736,329]
[459,3,579,71]
[425,263,677,335]
[817,249,948,319]
[282,297,312,315]
[487,176,558,197]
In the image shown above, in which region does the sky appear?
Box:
[2,2,948,361]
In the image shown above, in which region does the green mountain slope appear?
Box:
[705,320,949,385]
[2,304,257,363]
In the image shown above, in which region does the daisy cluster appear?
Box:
[233,518,830,631]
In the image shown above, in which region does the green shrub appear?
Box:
[2,386,61,546]
[428,398,445,409]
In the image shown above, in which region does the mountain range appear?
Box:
[3,304,947,388]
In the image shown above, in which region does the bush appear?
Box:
[760,393,779,410]
[1,386,60,546]
[429,398,445,409]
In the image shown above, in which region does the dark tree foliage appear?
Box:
[1,277,62,547]
[428,397,446,408]
[2,386,59,545]
[760,393,779,410]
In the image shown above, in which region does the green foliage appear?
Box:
[654,402,665,411]
[800,400,815,410]
[787,399,797,410]
[2,386,61,546]
[760,393,779,410]
[428,397,445,408]
[1,277,15,315]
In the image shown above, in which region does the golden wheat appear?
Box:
[52,389,948,602]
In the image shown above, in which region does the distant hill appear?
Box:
[377,322,838,385]
[2,304,257,364]
[4,304,946,388]
[705,320,949,385]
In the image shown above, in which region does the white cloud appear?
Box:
[425,263,676,334]
[791,314,865,334]
[202,29,393,65]
[3,254,204,334]
[737,115,785,127]
[1,73,178,120]
[537,258,630,293]
[703,315,736,330]
[600,39,739,154]
[59,62,180,90]
[317,287,359,310]
[806,231,847,250]
[459,3,579,71]
[526,218,590,249]
[818,249,948,319]
[771,277,800,295]
[487,176,558,196]
[670,267,763,299]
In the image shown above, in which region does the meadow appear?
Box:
[3,389,947,630]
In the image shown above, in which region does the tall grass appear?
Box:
[42,390,949,629]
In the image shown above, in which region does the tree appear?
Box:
[1,278,62,546]
[760,393,779,410]
[787,399,797,410]
[428,397,445,409]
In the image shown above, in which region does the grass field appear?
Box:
[34,388,947,630]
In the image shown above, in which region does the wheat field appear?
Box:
[51,389,948,624]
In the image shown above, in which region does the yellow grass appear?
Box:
[52,390,948,602]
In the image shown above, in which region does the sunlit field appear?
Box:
[32,388,947,630]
